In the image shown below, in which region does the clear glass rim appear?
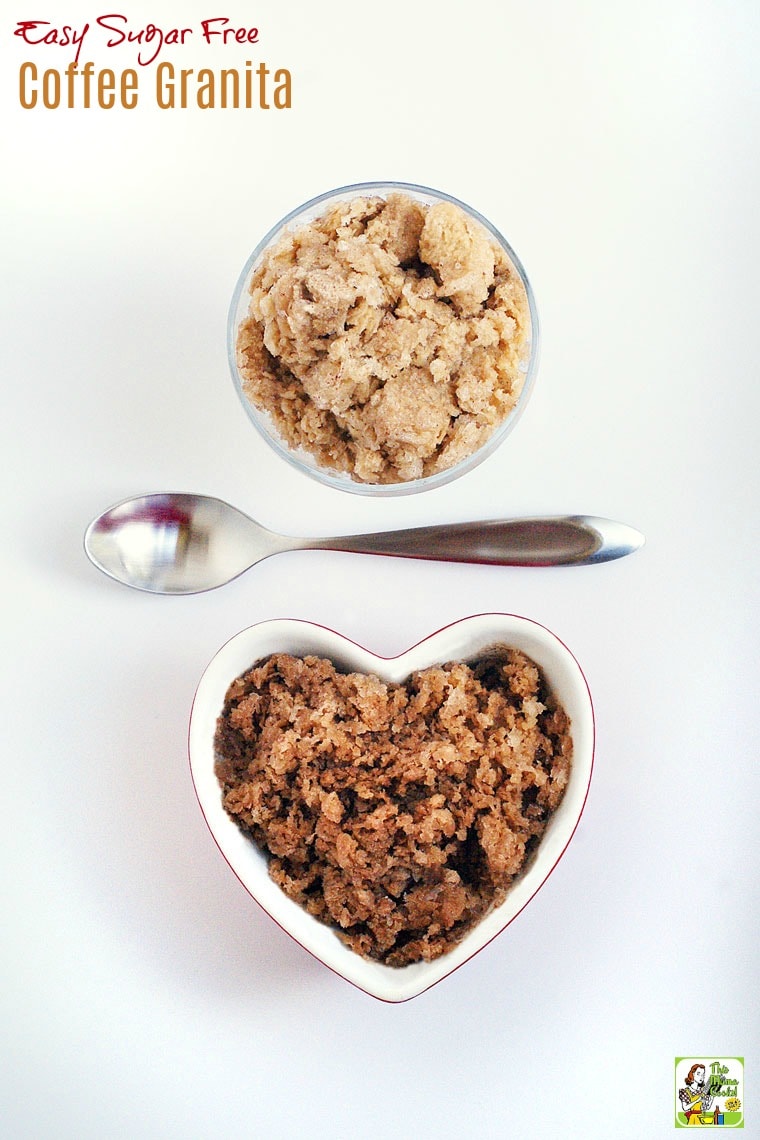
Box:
[227,181,540,497]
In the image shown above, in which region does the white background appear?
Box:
[2,2,758,1136]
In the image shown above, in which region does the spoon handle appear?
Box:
[314,515,643,567]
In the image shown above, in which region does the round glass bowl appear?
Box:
[227,181,539,497]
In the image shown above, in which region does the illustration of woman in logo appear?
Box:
[679,1063,721,1126]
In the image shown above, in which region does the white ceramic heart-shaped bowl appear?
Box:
[188,615,594,1002]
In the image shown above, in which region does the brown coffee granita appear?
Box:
[235,193,532,484]
[214,651,572,967]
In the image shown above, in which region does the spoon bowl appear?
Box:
[85,494,289,594]
[84,493,645,595]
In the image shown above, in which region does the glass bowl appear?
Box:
[227,181,539,497]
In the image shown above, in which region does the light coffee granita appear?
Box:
[235,193,532,484]
[214,651,572,966]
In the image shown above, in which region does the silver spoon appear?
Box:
[84,493,644,595]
